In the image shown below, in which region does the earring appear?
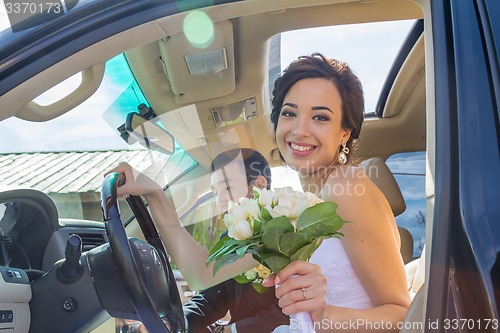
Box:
[338,140,349,165]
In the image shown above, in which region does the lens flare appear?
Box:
[183,11,215,48]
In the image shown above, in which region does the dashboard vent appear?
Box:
[77,233,106,252]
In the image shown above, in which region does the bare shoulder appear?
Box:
[321,165,397,238]
[321,166,384,203]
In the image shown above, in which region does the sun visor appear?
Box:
[159,19,235,104]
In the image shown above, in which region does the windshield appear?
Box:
[0,53,197,221]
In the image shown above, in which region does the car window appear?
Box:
[386,151,426,258]
[279,20,416,114]
[0,54,197,222]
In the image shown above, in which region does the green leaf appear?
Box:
[264,255,290,274]
[248,251,274,267]
[206,245,234,265]
[279,232,311,257]
[261,216,295,253]
[212,253,241,275]
[262,227,284,252]
[253,219,262,233]
[208,234,231,256]
[251,253,262,263]
[264,215,295,233]
[235,242,259,257]
[290,237,324,262]
[252,283,269,294]
[233,274,251,284]
[206,238,243,264]
[261,208,272,222]
[297,202,345,238]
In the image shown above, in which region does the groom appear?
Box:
[183,148,289,333]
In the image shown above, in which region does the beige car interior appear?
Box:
[0,275,31,333]
[0,0,436,332]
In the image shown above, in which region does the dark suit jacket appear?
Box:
[183,278,289,333]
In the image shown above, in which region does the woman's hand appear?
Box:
[105,162,163,199]
[263,261,328,322]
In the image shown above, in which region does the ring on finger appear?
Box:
[301,287,306,301]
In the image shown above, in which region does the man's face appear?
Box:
[210,157,250,214]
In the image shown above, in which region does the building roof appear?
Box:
[0,150,162,193]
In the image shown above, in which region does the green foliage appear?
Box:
[297,202,344,237]
[233,273,270,294]
[264,255,292,273]
[206,198,346,275]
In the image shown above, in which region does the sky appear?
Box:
[280,20,415,112]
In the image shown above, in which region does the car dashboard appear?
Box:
[0,189,108,333]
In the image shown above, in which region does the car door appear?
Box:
[429,0,500,331]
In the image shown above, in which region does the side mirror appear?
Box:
[125,113,175,155]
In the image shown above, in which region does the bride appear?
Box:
[261,53,410,332]
[108,53,410,333]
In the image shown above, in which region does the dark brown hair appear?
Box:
[210,148,271,189]
[270,53,364,159]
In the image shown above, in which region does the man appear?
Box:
[183,148,289,333]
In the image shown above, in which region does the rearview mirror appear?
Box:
[125,112,175,155]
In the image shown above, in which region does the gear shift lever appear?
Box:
[59,234,83,281]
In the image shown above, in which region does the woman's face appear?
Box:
[275,78,350,175]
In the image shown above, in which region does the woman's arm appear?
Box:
[107,162,256,290]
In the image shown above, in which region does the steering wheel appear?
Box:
[101,172,185,333]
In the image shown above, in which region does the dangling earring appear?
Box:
[338,140,349,165]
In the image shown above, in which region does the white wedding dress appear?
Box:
[272,238,373,332]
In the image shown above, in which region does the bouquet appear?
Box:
[207,186,346,332]
[233,264,272,294]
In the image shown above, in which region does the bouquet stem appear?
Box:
[275,275,317,333]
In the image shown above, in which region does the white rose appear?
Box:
[229,205,249,221]
[228,218,254,240]
[273,187,295,201]
[239,197,262,221]
[254,187,275,207]
[305,191,323,208]
[227,200,238,211]
[224,205,248,229]
[289,192,308,218]
[267,204,291,220]
[272,191,307,219]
